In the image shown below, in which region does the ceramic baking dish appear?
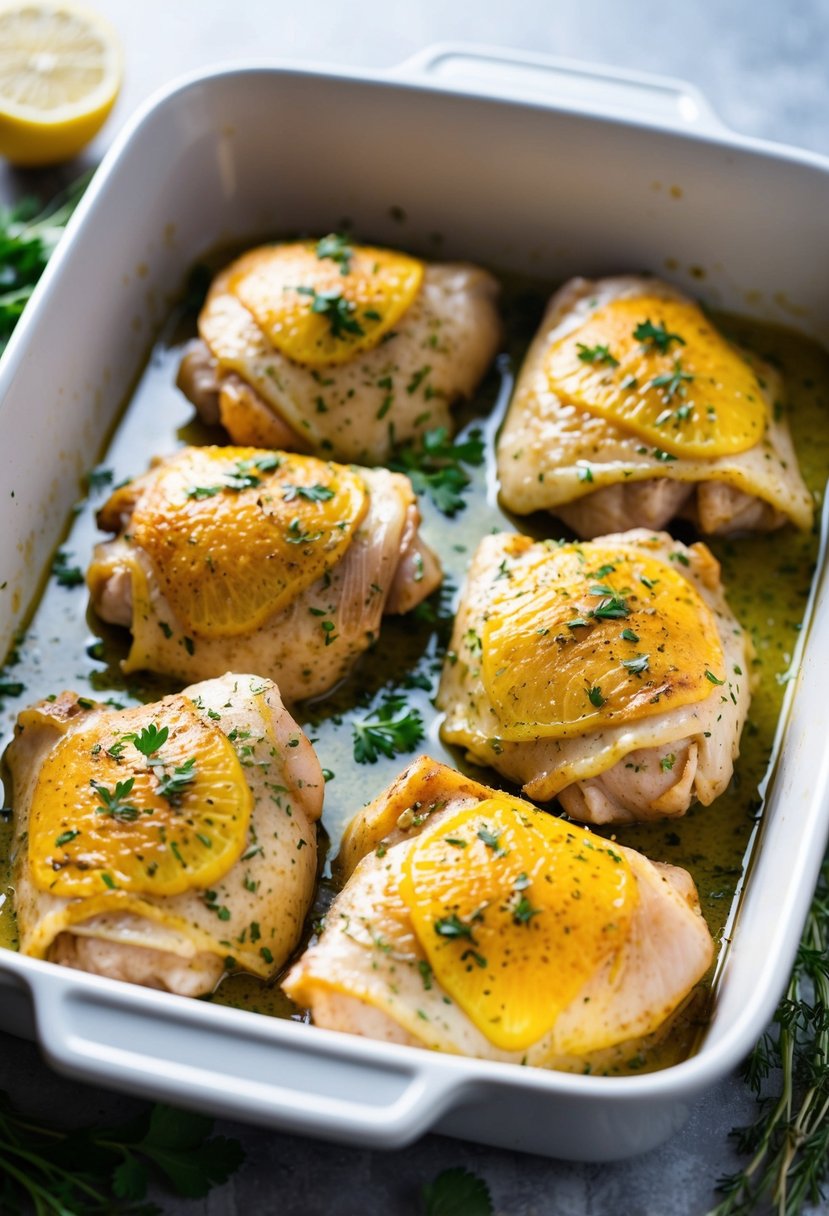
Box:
[1,44,829,1162]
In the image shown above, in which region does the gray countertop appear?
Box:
[2,2,828,1212]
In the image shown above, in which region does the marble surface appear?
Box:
[2,2,829,1212]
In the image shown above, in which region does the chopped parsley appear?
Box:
[577,342,619,366]
[352,697,424,764]
[155,757,197,804]
[282,483,335,503]
[434,914,475,941]
[649,358,695,401]
[587,686,605,708]
[633,318,686,354]
[622,654,650,676]
[389,426,484,515]
[90,777,140,822]
[297,285,364,338]
[52,549,84,588]
[315,232,353,274]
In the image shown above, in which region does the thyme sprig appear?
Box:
[708,858,829,1216]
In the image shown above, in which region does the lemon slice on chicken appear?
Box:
[228,241,424,366]
[27,697,252,898]
[129,446,368,639]
[400,796,638,1051]
[545,296,767,458]
[481,540,725,740]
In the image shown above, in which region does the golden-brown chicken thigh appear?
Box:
[7,674,323,996]
[284,757,714,1070]
[437,530,750,823]
[87,446,441,700]
[497,275,812,536]
[178,238,502,464]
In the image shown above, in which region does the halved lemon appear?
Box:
[0,2,122,166]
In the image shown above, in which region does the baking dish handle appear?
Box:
[393,43,726,135]
[27,968,463,1148]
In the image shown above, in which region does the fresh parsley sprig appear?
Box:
[0,1093,243,1213]
[422,1167,494,1216]
[315,233,353,275]
[0,172,91,355]
[91,777,140,822]
[634,318,686,354]
[297,286,364,339]
[352,696,424,764]
[390,426,485,515]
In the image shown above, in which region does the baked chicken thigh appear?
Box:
[497,275,812,536]
[437,530,750,824]
[284,757,714,1069]
[88,446,441,700]
[178,237,501,464]
[7,674,323,996]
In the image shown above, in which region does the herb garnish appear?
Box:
[622,654,650,676]
[352,696,424,763]
[315,232,353,274]
[91,777,140,822]
[282,483,335,503]
[130,722,169,756]
[434,913,475,941]
[0,1091,244,1211]
[389,426,485,515]
[186,454,280,499]
[577,342,619,367]
[634,318,686,354]
[650,358,695,401]
[0,173,90,354]
[155,757,197,804]
[587,686,605,708]
[708,858,829,1216]
[422,1167,494,1216]
[297,285,364,338]
[52,548,84,588]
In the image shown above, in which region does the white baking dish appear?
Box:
[1,44,829,1162]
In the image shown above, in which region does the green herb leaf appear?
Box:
[297,285,364,338]
[130,722,169,757]
[633,317,686,354]
[423,1167,494,1216]
[577,342,619,366]
[52,548,84,587]
[155,757,197,804]
[389,426,485,516]
[352,697,424,764]
[91,777,140,821]
[622,654,650,676]
[0,172,90,354]
[433,913,475,941]
[315,232,353,274]
[649,358,695,401]
[282,483,335,503]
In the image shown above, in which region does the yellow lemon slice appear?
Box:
[481,539,725,740]
[0,2,122,166]
[28,696,252,898]
[400,797,638,1051]
[545,296,767,458]
[128,447,368,639]
[228,239,424,366]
